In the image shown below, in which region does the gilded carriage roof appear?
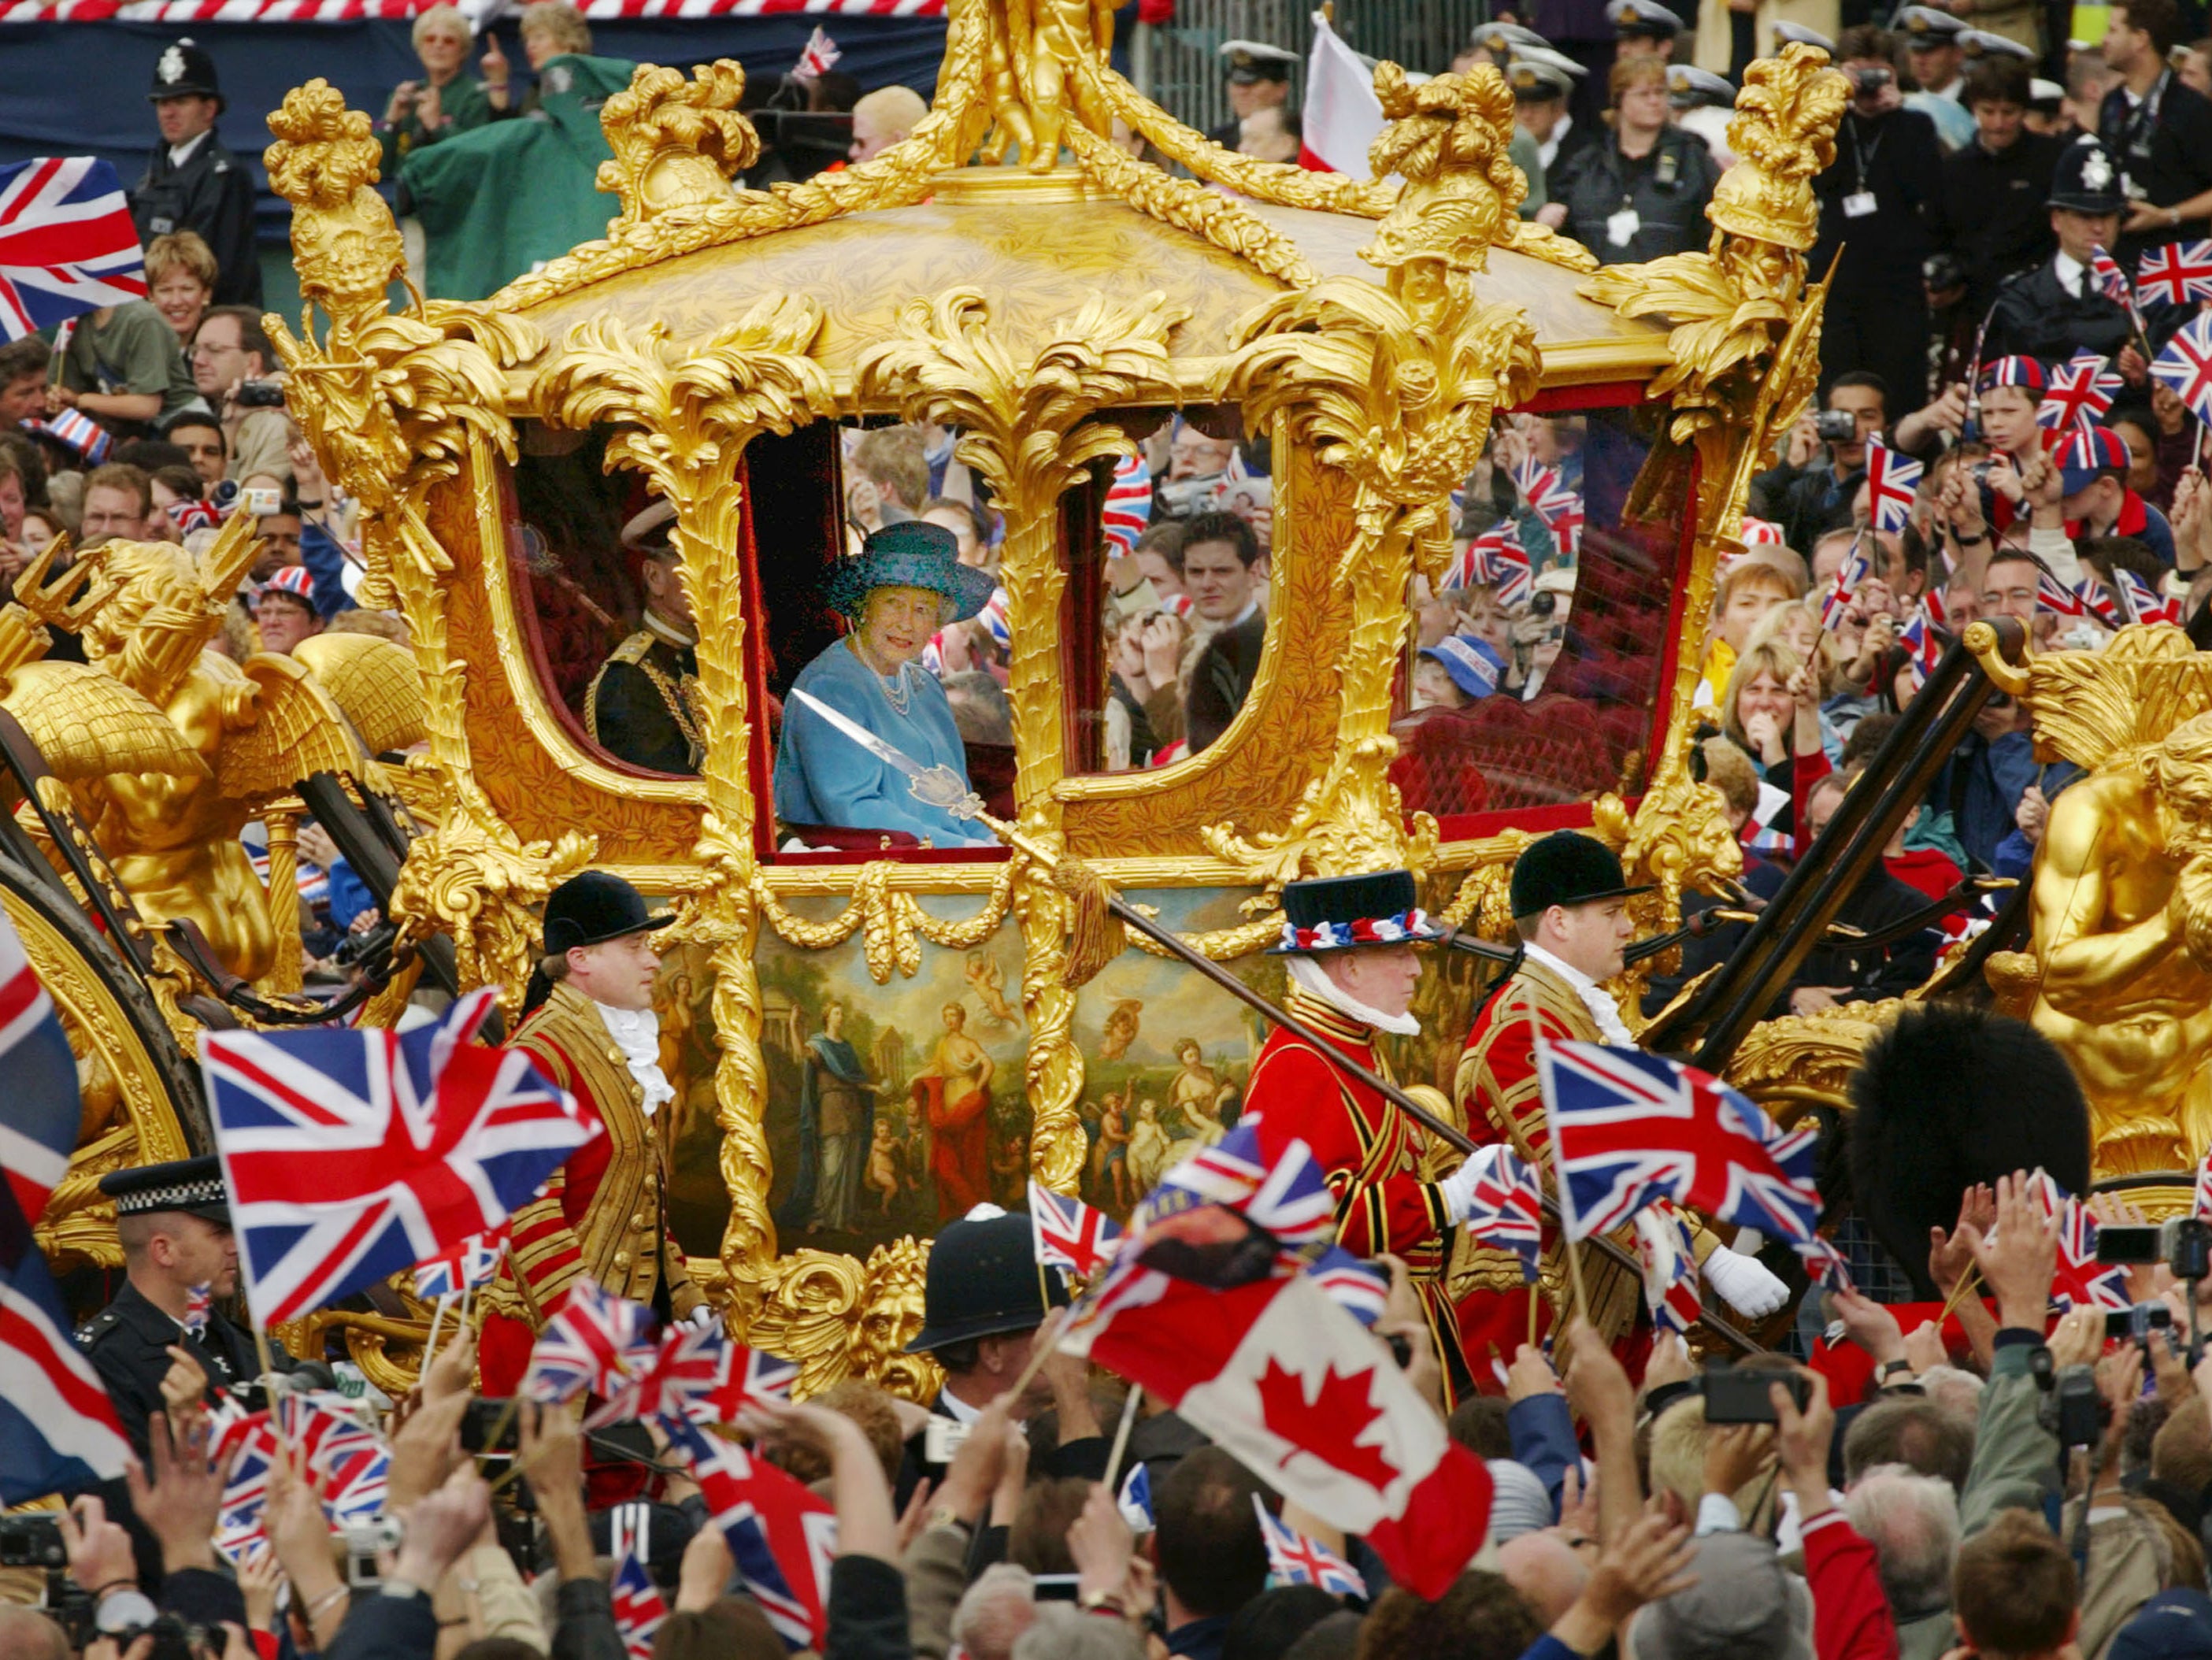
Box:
[512,176,1671,385]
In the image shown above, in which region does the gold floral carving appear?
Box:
[754,860,1018,982]
[1580,45,1847,781]
[1724,999,1904,1123]
[261,82,579,1013]
[858,287,1183,1194]
[597,61,756,226]
[1058,120,1314,289]
[1206,67,1540,895]
[725,1236,942,1402]
[1591,769,1745,998]
[533,302,838,1316]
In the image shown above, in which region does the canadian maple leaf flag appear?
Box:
[1065,1268,1490,1597]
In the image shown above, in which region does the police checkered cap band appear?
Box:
[1977,356,2045,394]
[114,1178,227,1216]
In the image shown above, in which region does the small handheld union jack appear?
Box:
[1030,1179,1122,1277]
[2151,313,2212,428]
[2036,565,2090,619]
[1897,613,1943,693]
[979,587,1011,650]
[2117,568,2185,628]
[611,1543,669,1660]
[1865,438,1922,535]
[413,1228,506,1301]
[1133,1122,1335,1252]
[182,1283,211,1339]
[1457,1144,1544,1280]
[2025,1172,2132,1314]
[1254,1495,1365,1598]
[589,1315,798,1430]
[2039,357,2121,433]
[1512,459,1585,557]
[1632,1202,1701,1336]
[1451,528,1532,606]
[2075,567,2122,628]
[2088,246,2134,307]
[1305,1245,1390,1326]
[524,1280,654,1406]
[2138,239,2212,308]
[791,25,840,80]
[1102,450,1153,558]
[1821,536,1870,632]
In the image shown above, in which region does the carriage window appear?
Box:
[1390,403,1685,823]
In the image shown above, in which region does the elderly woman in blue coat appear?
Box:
[773,522,999,847]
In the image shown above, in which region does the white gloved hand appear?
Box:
[1436,1153,1487,1225]
[1703,1245,1790,1319]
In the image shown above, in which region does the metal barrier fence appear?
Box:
[1129,0,1492,139]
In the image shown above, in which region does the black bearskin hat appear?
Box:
[1848,1005,2092,1299]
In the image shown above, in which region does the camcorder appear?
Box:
[2095,1216,2212,1283]
[0,1514,64,1569]
[1814,409,1859,443]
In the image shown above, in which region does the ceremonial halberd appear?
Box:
[23,0,2090,1391]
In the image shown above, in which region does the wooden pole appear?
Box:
[1103,1384,1142,1492]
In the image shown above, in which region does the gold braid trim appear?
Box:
[750,861,1017,984]
[1121,911,1284,962]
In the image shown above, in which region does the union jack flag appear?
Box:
[1632,1201,1701,1336]
[1921,581,1949,630]
[1458,1144,1543,1279]
[1254,1495,1365,1598]
[1117,1460,1154,1530]
[1133,1122,1334,1251]
[1821,536,1870,632]
[1536,1042,1821,1250]
[166,497,218,534]
[213,1392,391,1555]
[1512,459,1584,556]
[671,1417,838,1651]
[413,1228,506,1302]
[2036,565,2089,618]
[2118,567,2185,627]
[182,1283,210,1338]
[611,1543,669,1660]
[1898,613,1943,693]
[1444,528,1532,606]
[524,1280,653,1406]
[0,157,146,341]
[2151,313,2212,427]
[1305,1245,1390,1326]
[2,913,131,1502]
[2088,246,2133,306]
[2138,239,2212,308]
[979,586,1010,650]
[2040,356,2122,433]
[1866,437,1922,535]
[1102,450,1153,557]
[27,408,109,465]
[791,24,840,78]
[1030,1180,1121,1277]
[198,987,602,1326]
[2025,1173,2132,1314]
[2195,1147,2212,1223]
[2076,568,2123,627]
[589,1315,797,1431]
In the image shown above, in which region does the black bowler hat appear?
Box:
[2049,135,2127,216]
[543,870,672,956]
[149,38,225,107]
[1269,869,1445,954]
[1509,832,1653,921]
[907,1210,1069,1353]
[99,1154,229,1225]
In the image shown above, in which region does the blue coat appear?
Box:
[773,637,991,847]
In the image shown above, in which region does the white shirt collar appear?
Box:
[939,1388,982,1424]
[595,1000,675,1115]
[2054,250,2087,295]
[169,131,210,169]
[1521,943,1637,1044]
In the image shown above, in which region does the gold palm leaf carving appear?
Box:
[215,654,368,802]
[0,661,210,782]
[291,632,429,757]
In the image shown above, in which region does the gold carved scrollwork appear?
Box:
[596,61,757,226]
[1724,999,1904,1124]
[754,861,1017,983]
[262,82,574,1015]
[732,1236,942,1402]
[1208,67,1541,898]
[533,302,836,1316]
[858,287,1184,1195]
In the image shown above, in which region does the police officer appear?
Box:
[1669,63,1737,161]
[1896,6,1977,148]
[1983,136,2149,366]
[1210,41,1297,151]
[1511,57,1599,180]
[1608,0,1683,61]
[899,1209,1104,1498]
[129,40,261,309]
[76,1155,262,1454]
[586,499,703,775]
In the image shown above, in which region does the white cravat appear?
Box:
[595,1001,675,1115]
[1285,955,1422,1036]
[1521,943,1636,1044]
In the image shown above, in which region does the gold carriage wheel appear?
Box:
[3,851,209,1276]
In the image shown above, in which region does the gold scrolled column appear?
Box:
[259,808,303,996]
[858,290,1184,1193]
[535,303,835,1316]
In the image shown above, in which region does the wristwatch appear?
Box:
[1078,1588,1129,1616]
[94,1588,159,1635]
[1879,1359,1914,1381]
[924,1506,972,1536]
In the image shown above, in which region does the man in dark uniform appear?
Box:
[1512,58,1599,180]
[586,500,703,775]
[899,1208,1105,1500]
[1983,136,2148,367]
[76,1155,261,1454]
[1209,42,1296,151]
[2097,0,2212,265]
[1935,57,2064,329]
[129,41,262,309]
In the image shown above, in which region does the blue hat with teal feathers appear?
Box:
[825,522,997,625]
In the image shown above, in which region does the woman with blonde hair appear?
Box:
[518,2,593,68]
[1720,637,1823,849]
[144,232,217,345]
[1535,56,1720,264]
[378,3,510,172]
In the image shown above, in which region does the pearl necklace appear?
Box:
[850,636,913,716]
